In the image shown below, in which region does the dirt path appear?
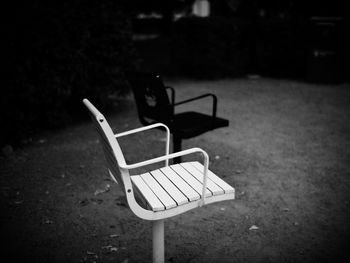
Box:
[1,78,350,263]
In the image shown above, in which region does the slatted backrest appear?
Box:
[83,99,130,191]
[125,71,173,125]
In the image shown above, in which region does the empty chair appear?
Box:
[83,98,235,263]
[125,71,229,163]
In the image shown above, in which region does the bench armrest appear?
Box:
[165,86,175,107]
[174,93,217,118]
[115,123,170,166]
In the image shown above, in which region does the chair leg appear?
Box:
[173,136,182,164]
[153,219,164,263]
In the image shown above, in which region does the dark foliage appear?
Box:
[169,16,250,79]
[3,0,138,147]
[255,17,308,77]
[135,15,309,79]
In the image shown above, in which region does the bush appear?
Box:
[255,17,308,77]
[3,0,138,147]
[168,16,250,78]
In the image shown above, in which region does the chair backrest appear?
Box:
[82,99,130,192]
[126,71,173,125]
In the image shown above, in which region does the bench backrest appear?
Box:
[126,71,173,125]
[83,99,130,192]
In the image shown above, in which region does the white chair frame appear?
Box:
[83,98,235,263]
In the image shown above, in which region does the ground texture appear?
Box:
[1,78,350,263]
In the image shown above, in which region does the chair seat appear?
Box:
[171,112,229,139]
[131,161,235,212]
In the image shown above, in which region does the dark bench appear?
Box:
[126,71,229,163]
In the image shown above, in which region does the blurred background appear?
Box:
[2,0,349,148]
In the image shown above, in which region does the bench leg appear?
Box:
[153,219,164,263]
[173,136,182,164]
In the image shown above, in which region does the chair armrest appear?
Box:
[119,147,209,206]
[165,86,175,106]
[174,93,217,118]
[115,123,170,166]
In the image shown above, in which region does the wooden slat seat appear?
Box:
[131,162,235,212]
[190,162,235,194]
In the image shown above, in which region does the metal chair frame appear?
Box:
[126,72,229,163]
[83,98,235,263]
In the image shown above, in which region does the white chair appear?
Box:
[83,98,235,263]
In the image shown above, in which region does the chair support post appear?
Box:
[153,219,165,263]
[173,136,182,164]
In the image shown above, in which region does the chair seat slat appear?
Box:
[190,162,235,194]
[140,172,177,209]
[171,164,212,197]
[180,162,225,195]
[150,169,189,206]
[131,176,165,211]
[131,162,234,212]
[160,166,200,201]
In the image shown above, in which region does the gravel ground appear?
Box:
[1,78,350,263]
